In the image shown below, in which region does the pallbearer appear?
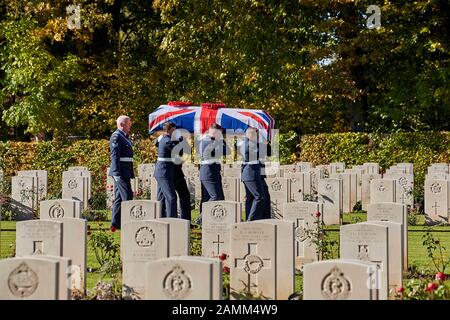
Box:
[239,127,266,221]
[260,137,272,219]
[156,129,191,221]
[154,122,183,218]
[199,124,229,213]
[109,115,134,232]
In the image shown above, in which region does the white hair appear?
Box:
[116,115,130,127]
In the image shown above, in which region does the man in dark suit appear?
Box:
[109,115,134,232]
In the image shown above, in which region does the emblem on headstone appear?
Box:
[398,177,408,187]
[68,179,78,190]
[431,182,442,194]
[321,266,351,300]
[357,244,370,261]
[8,263,39,298]
[130,205,146,219]
[163,265,192,299]
[211,204,227,220]
[49,204,64,219]
[325,183,332,191]
[222,181,229,189]
[294,226,306,243]
[18,179,26,188]
[377,184,385,192]
[135,226,155,247]
[243,255,264,274]
[271,180,282,192]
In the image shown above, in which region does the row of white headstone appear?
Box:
[9,167,92,220]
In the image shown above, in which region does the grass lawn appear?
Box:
[1,211,450,293]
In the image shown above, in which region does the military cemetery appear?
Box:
[0,1,449,311]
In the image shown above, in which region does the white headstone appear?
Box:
[340,222,389,300]
[303,259,379,300]
[317,178,343,225]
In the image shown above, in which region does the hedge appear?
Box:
[297,131,450,204]
[1,131,450,205]
[0,139,157,196]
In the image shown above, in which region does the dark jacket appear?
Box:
[108,129,134,178]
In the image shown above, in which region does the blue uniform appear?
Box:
[260,142,272,219]
[109,129,134,229]
[157,138,191,221]
[155,134,182,218]
[199,136,229,213]
[239,137,266,221]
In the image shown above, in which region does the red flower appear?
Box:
[436,272,446,281]
[425,282,438,292]
[201,102,226,109]
[219,253,227,261]
[168,101,193,107]
[315,211,321,218]
[223,266,230,273]
[395,287,404,294]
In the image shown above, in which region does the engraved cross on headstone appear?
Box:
[433,202,440,215]
[235,243,272,295]
[213,234,224,256]
[294,218,305,257]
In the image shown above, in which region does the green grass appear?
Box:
[2,211,450,293]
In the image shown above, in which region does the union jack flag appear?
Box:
[148,105,275,142]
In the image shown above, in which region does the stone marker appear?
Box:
[340,222,389,300]
[259,219,295,300]
[282,201,323,268]
[363,162,380,174]
[230,222,277,299]
[159,217,190,256]
[202,201,241,263]
[361,174,382,210]
[40,199,82,220]
[367,202,408,271]
[171,256,223,300]
[426,172,450,180]
[317,178,343,225]
[16,220,63,256]
[18,170,48,205]
[424,179,450,224]
[11,176,35,220]
[222,177,241,202]
[0,257,59,300]
[59,218,87,292]
[223,167,241,178]
[63,169,92,200]
[145,257,221,300]
[121,220,170,299]
[383,173,414,208]
[303,259,379,300]
[62,175,88,210]
[330,172,357,213]
[370,179,396,204]
[329,162,345,174]
[27,255,72,300]
[265,178,291,219]
[121,200,162,225]
[68,166,89,171]
[296,162,313,172]
[368,220,403,292]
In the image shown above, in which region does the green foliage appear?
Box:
[88,224,120,273]
[303,213,339,260]
[422,231,450,274]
